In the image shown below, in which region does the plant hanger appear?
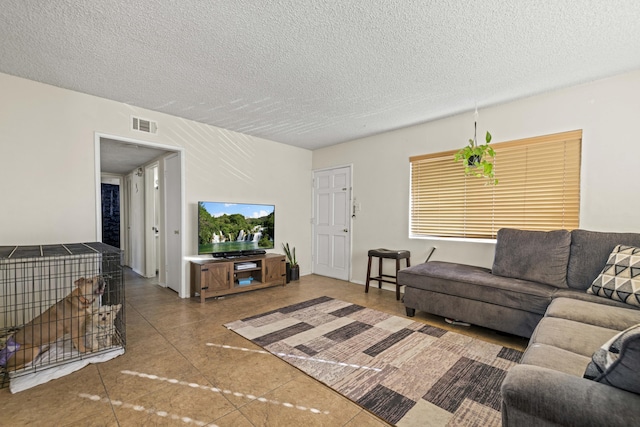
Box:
[453,107,498,185]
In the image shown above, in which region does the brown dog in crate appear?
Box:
[0,276,105,370]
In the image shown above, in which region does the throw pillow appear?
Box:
[492,228,571,288]
[584,324,640,394]
[587,245,640,307]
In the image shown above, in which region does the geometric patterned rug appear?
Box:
[225,296,522,426]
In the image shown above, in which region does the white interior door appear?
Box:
[313,166,351,280]
[129,171,145,276]
[164,154,182,294]
[144,164,158,278]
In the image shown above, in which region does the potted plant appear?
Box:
[454,121,498,185]
[282,243,299,282]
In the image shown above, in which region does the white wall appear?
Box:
[313,70,640,285]
[0,73,313,293]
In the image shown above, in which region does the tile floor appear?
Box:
[1,269,527,426]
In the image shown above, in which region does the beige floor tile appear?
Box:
[344,410,392,426]
[211,409,256,426]
[62,411,120,427]
[197,347,301,408]
[109,375,236,426]
[142,309,210,334]
[160,327,263,372]
[1,365,111,426]
[238,374,361,427]
[97,334,204,403]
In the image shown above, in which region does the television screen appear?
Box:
[198,201,275,255]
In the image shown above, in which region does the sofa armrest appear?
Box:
[501,365,640,427]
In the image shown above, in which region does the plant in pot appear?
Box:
[453,121,498,185]
[282,243,299,282]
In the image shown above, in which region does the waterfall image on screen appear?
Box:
[198,202,275,255]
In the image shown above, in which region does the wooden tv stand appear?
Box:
[190,253,286,303]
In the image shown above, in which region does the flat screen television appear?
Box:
[198,201,275,257]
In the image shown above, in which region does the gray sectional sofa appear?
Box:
[397,228,640,426]
[399,228,640,338]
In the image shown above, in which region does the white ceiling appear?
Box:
[100,138,171,175]
[2,1,640,151]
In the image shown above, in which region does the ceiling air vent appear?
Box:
[132,116,158,134]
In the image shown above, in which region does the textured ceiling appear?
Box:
[2,1,640,150]
[100,138,171,175]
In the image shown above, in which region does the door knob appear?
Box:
[343,229,348,232]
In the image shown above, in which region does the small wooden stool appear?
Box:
[365,248,411,300]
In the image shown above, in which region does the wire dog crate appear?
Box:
[0,243,125,393]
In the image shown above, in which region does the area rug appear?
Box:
[225,296,522,427]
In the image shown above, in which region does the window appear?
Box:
[410,130,581,239]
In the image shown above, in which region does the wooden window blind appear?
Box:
[410,130,582,238]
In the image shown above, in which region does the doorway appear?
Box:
[95,133,186,297]
[101,182,121,248]
[312,165,352,280]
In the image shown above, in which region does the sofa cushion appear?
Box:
[553,288,640,310]
[398,261,555,315]
[587,245,640,307]
[520,343,591,377]
[492,228,571,288]
[529,316,619,357]
[545,297,640,331]
[583,324,640,394]
[567,229,640,290]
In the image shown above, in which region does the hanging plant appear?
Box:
[454,121,498,185]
